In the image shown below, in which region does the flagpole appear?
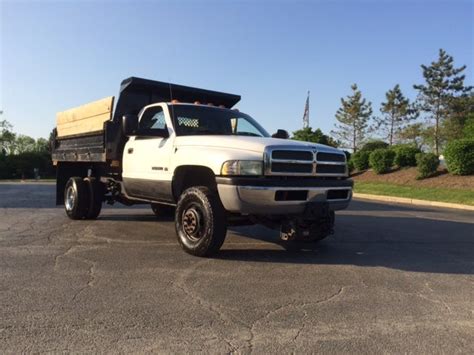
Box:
[303,91,310,129]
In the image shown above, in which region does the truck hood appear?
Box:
[174,136,343,154]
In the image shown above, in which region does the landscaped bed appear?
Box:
[352,167,474,206]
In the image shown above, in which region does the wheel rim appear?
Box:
[182,203,204,241]
[65,185,75,211]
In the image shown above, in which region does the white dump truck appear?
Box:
[52,77,353,256]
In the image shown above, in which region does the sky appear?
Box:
[1,0,473,140]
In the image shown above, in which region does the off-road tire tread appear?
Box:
[175,186,226,257]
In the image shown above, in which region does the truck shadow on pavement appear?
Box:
[64,201,474,276]
[219,201,474,275]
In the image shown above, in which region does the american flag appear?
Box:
[302,91,310,128]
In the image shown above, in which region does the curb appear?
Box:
[353,193,474,211]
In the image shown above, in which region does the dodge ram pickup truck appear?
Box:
[52,77,352,256]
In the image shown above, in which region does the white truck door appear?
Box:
[122,104,175,202]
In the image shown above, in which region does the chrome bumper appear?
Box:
[217,184,352,215]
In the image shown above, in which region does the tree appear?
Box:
[292,127,338,147]
[15,134,36,154]
[463,116,474,139]
[374,84,418,145]
[413,49,472,155]
[35,138,50,153]
[442,93,474,141]
[398,122,425,149]
[0,119,17,155]
[331,84,372,152]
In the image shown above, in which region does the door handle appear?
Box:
[128,148,134,154]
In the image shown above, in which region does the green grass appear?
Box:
[354,181,474,206]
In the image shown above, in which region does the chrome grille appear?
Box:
[265,146,347,177]
[316,164,346,174]
[272,150,313,161]
[317,152,346,162]
[272,162,313,174]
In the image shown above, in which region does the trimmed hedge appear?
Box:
[444,139,474,175]
[415,153,439,180]
[351,151,370,171]
[360,140,389,153]
[0,152,54,179]
[392,145,421,167]
[369,148,395,174]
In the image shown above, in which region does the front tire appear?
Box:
[64,177,89,220]
[175,186,227,257]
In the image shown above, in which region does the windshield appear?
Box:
[169,104,270,137]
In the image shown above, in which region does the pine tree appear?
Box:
[292,127,338,147]
[374,85,417,145]
[413,49,472,155]
[332,84,372,152]
[399,122,425,149]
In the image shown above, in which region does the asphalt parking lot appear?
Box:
[1,182,473,353]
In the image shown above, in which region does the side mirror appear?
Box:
[272,129,289,139]
[122,114,138,136]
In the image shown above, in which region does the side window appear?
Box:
[232,117,263,137]
[139,106,166,130]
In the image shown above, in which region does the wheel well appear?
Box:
[172,165,217,201]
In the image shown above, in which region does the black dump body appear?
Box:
[52,77,241,163]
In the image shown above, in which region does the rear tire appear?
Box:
[64,177,89,220]
[175,186,226,257]
[84,177,103,219]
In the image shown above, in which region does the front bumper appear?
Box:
[216,177,353,215]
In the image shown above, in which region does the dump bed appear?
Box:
[52,77,241,163]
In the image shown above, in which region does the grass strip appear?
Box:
[354,181,474,206]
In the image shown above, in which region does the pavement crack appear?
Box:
[173,260,242,353]
[246,287,345,350]
[51,225,100,302]
[292,309,308,342]
[71,261,97,302]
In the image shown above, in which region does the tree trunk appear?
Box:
[434,99,441,156]
[389,112,394,146]
[353,121,357,152]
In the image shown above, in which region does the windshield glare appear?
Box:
[169,104,270,137]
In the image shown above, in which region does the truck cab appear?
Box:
[52,77,352,257]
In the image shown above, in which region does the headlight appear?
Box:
[221,160,263,176]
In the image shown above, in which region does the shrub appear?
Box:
[444,139,474,175]
[369,148,395,174]
[392,144,421,167]
[347,159,355,174]
[351,151,370,171]
[360,140,389,153]
[415,153,439,179]
[0,152,54,179]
